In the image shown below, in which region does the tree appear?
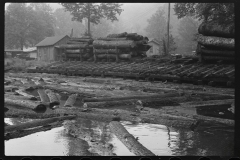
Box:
[177,16,200,54]
[5,3,55,49]
[91,18,113,38]
[61,3,123,37]
[173,3,234,24]
[145,7,177,54]
[53,8,85,37]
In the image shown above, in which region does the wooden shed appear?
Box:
[35,35,70,61]
[146,38,161,57]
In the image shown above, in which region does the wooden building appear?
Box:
[146,38,161,57]
[35,35,70,61]
[23,47,37,59]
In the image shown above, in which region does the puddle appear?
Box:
[5,118,234,156]
[196,104,234,120]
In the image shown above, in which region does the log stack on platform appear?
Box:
[60,36,94,61]
[196,21,235,62]
[93,32,151,62]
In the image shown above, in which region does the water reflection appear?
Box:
[4,117,234,156]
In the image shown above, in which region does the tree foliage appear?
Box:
[91,18,113,38]
[177,16,199,54]
[173,3,234,24]
[53,8,85,37]
[5,3,55,49]
[145,7,177,54]
[61,3,123,36]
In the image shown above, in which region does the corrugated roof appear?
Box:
[35,35,69,47]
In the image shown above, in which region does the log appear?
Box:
[96,54,117,59]
[5,94,37,101]
[43,85,95,97]
[180,99,234,108]
[198,21,234,38]
[59,44,88,49]
[67,41,89,44]
[5,98,48,111]
[202,55,234,61]
[5,121,63,140]
[199,46,234,57]
[93,40,136,49]
[69,38,93,43]
[65,49,82,54]
[37,89,50,102]
[5,115,76,133]
[197,34,234,49]
[65,54,81,58]
[5,85,18,92]
[107,32,128,38]
[15,89,37,100]
[64,94,78,107]
[119,54,131,59]
[109,121,155,156]
[45,89,60,106]
[83,92,182,102]
[94,49,119,54]
[96,37,128,41]
[83,97,185,108]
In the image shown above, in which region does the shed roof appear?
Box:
[148,38,160,45]
[35,35,69,47]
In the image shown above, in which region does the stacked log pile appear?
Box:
[196,21,235,62]
[60,36,94,61]
[93,32,151,62]
[28,57,234,87]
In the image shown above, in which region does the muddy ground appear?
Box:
[4,72,235,156]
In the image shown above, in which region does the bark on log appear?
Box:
[96,37,128,41]
[199,46,234,57]
[83,92,182,102]
[94,49,119,54]
[5,94,37,101]
[37,89,50,102]
[64,94,78,107]
[59,44,88,49]
[5,115,76,133]
[65,49,82,54]
[5,121,63,140]
[15,89,37,100]
[198,21,235,38]
[119,54,131,59]
[202,55,234,61]
[83,97,185,108]
[65,54,81,58]
[180,99,234,108]
[96,54,117,59]
[5,85,19,92]
[45,89,60,106]
[109,121,155,156]
[107,32,128,38]
[5,98,48,111]
[43,85,95,97]
[69,38,93,43]
[93,40,136,49]
[197,34,234,49]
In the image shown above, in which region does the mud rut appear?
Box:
[4,72,234,156]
